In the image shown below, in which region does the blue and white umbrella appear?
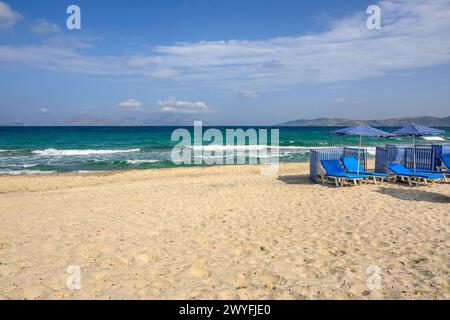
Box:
[333,124,391,174]
[392,123,444,172]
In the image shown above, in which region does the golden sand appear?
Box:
[0,163,449,299]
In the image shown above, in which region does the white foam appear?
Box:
[422,136,445,141]
[189,144,377,155]
[32,148,141,156]
[309,146,376,155]
[73,170,99,174]
[126,159,160,165]
[1,164,38,168]
[0,170,56,175]
[190,145,312,151]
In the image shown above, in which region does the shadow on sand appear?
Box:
[277,175,361,187]
[277,174,313,185]
[375,186,450,203]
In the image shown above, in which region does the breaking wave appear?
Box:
[0,170,56,175]
[125,159,161,165]
[32,148,141,156]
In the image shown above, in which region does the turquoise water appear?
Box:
[0,126,448,174]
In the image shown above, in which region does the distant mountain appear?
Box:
[0,113,212,126]
[0,120,25,126]
[276,116,450,127]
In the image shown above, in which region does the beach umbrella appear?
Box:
[391,123,444,172]
[332,124,391,174]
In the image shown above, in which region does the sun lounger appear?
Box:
[415,169,449,182]
[439,154,450,169]
[341,157,390,184]
[320,160,368,187]
[388,163,444,186]
[436,154,450,178]
[415,155,450,181]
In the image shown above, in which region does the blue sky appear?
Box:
[0,0,450,125]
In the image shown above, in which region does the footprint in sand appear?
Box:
[261,273,282,290]
[183,261,211,279]
[133,253,157,266]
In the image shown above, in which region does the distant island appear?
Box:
[276,116,450,127]
[55,116,205,126]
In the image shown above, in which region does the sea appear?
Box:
[0,126,448,175]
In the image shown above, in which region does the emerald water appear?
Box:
[0,126,448,174]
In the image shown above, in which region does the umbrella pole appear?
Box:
[357,134,362,175]
[413,135,416,172]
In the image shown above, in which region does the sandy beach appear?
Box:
[0,162,449,300]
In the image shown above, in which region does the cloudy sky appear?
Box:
[0,0,449,125]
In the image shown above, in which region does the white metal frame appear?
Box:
[390,174,443,186]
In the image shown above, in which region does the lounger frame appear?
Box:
[362,173,397,184]
[320,174,366,187]
[389,174,433,186]
[436,155,450,181]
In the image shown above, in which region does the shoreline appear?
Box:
[0,140,383,176]
[0,160,311,178]
[0,154,380,177]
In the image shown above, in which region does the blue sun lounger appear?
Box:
[388,164,444,186]
[439,154,450,169]
[341,157,390,184]
[320,160,368,187]
[413,154,450,182]
[436,154,450,177]
[414,169,449,182]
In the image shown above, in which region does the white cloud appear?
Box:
[145,68,180,79]
[238,90,260,98]
[128,0,450,85]
[0,0,450,89]
[117,99,143,110]
[39,107,48,113]
[336,97,347,103]
[0,1,21,30]
[159,96,209,114]
[0,45,126,75]
[31,19,60,35]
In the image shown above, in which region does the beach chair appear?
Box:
[320,160,368,187]
[413,154,450,182]
[340,157,390,184]
[438,154,450,171]
[440,154,450,164]
[414,169,449,182]
[387,164,444,186]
